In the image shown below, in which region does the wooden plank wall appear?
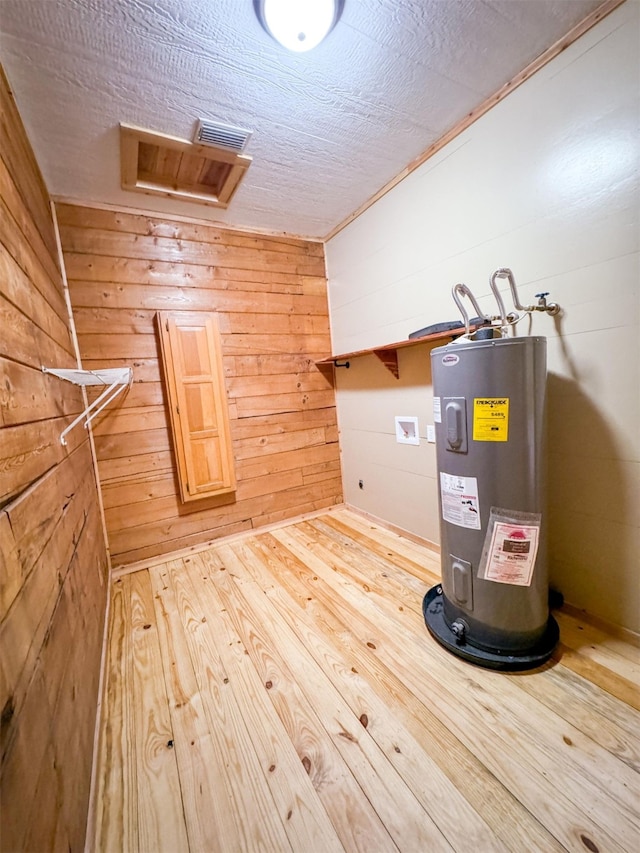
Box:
[0,67,109,851]
[57,203,342,566]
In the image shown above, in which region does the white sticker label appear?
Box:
[442,354,459,366]
[481,522,540,586]
[440,473,481,529]
[433,396,441,423]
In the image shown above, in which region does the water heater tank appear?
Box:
[423,335,558,669]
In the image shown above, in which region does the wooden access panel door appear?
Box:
[157,311,236,502]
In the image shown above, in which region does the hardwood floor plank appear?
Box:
[554,609,640,672]
[272,523,635,853]
[290,519,640,827]
[93,576,138,852]
[194,550,397,853]
[93,509,640,853]
[508,662,640,774]
[225,538,508,853]
[299,517,433,614]
[176,553,349,853]
[294,521,640,846]
[553,643,640,711]
[244,531,562,853]
[128,571,188,852]
[159,557,314,852]
[150,562,239,852]
[332,506,441,568]
[320,512,440,585]
[214,540,454,853]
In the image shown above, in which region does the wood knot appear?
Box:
[167,740,174,748]
[394,745,401,753]
[338,728,356,742]
[223,678,229,684]
[265,680,273,689]
[563,735,573,746]
[359,714,368,728]
[287,810,292,821]
[301,756,311,774]
[580,835,599,853]
[269,764,276,773]
[143,624,151,630]
[1,696,15,730]
[366,642,377,649]
[201,616,207,623]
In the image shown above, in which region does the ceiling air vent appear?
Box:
[194,119,252,153]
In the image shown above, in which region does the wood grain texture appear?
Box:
[92,508,640,853]
[57,201,341,565]
[0,65,109,852]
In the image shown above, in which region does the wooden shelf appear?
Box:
[315,326,473,379]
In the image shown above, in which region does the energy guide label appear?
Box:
[473,397,509,441]
[440,473,481,530]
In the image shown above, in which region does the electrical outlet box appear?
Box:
[395,416,419,445]
[427,424,436,443]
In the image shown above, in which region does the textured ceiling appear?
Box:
[0,0,605,239]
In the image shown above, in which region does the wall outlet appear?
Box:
[426,424,436,443]
[395,416,419,445]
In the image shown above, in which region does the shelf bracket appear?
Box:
[333,360,350,369]
[42,366,133,445]
[373,348,399,379]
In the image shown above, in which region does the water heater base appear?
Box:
[423,585,559,671]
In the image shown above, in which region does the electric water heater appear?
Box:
[423,334,559,669]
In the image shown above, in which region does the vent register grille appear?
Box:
[119,121,252,208]
[194,119,252,153]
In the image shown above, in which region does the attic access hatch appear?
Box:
[120,124,252,208]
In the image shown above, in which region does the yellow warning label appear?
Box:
[473,398,509,442]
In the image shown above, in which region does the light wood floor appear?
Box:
[92,508,640,852]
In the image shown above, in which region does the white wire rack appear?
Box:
[42,366,133,445]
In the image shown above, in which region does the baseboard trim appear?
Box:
[110,503,346,578]
[344,504,441,557]
[83,575,112,853]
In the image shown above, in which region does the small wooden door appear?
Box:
[157,311,236,502]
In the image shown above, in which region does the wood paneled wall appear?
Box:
[57,203,342,566]
[0,68,109,851]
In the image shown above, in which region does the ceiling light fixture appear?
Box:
[254,0,344,53]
